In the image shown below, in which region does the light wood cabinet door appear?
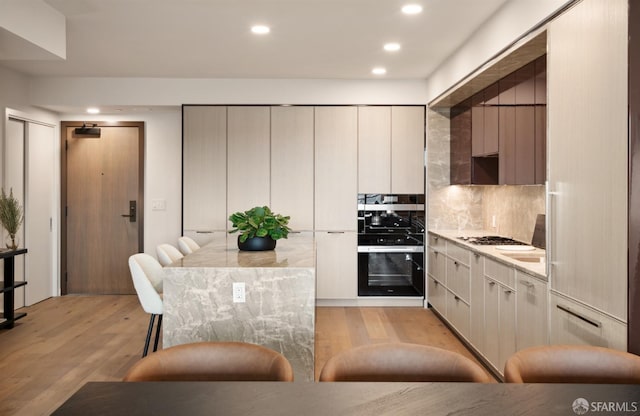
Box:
[315,231,357,299]
[358,106,391,193]
[516,271,548,351]
[484,276,516,374]
[391,106,425,194]
[183,106,227,231]
[469,253,485,352]
[498,285,516,373]
[314,106,357,231]
[271,106,314,231]
[548,0,628,320]
[483,278,500,368]
[227,106,271,216]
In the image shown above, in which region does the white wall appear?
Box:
[424,0,574,103]
[0,0,66,60]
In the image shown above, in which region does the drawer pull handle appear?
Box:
[454,261,459,266]
[556,305,602,328]
[519,281,534,288]
[196,231,213,234]
[488,281,496,286]
[454,295,461,301]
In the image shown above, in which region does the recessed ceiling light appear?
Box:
[402,4,423,14]
[86,107,100,114]
[384,43,401,52]
[372,67,387,75]
[251,25,270,35]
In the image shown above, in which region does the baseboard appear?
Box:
[316,297,425,307]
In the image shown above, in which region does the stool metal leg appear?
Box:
[143,314,157,357]
[153,315,163,353]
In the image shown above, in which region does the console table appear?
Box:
[0,248,27,329]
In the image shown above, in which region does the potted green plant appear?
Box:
[0,188,24,250]
[228,206,291,251]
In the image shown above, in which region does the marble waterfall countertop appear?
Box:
[428,230,547,280]
[162,234,316,381]
[170,233,316,269]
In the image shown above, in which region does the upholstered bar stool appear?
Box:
[177,236,200,255]
[156,243,184,267]
[319,343,491,382]
[128,253,164,357]
[123,341,294,382]
[504,345,640,383]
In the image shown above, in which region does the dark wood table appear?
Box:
[52,381,640,416]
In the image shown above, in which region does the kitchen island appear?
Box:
[163,234,316,381]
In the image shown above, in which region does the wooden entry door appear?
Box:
[62,122,144,294]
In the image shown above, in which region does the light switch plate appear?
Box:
[151,199,166,211]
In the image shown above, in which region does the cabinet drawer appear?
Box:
[549,292,626,351]
[447,289,470,341]
[446,257,470,302]
[427,248,446,282]
[428,233,446,253]
[447,243,470,265]
[428,276,447,317]
[484,257,515,288]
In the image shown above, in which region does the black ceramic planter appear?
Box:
[237,236,277,251]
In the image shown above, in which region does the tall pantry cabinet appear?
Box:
[547,0,628,349]
[182,106,227,245]
[270,106,314,231]
[227,107,271,216]
[314,107,358,299]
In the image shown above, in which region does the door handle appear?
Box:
[121,200,137,222]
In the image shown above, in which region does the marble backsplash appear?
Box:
[481,185,545,243]
[427,107,546,243]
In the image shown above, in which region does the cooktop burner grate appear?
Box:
[457,235,527,245]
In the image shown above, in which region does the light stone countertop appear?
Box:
[428,229,547,281]
[167,234,316,269]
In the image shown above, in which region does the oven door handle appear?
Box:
[358,246,424,253]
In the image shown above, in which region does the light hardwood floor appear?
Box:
[0,296,494,415]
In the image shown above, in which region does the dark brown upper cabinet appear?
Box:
[501,61,536,185]
[450,99,472,185]
[450,55,547,186]
[471,84,500,157]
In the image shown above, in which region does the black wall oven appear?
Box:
[357,194,425,297]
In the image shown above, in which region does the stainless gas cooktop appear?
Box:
[457,235,527,246]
